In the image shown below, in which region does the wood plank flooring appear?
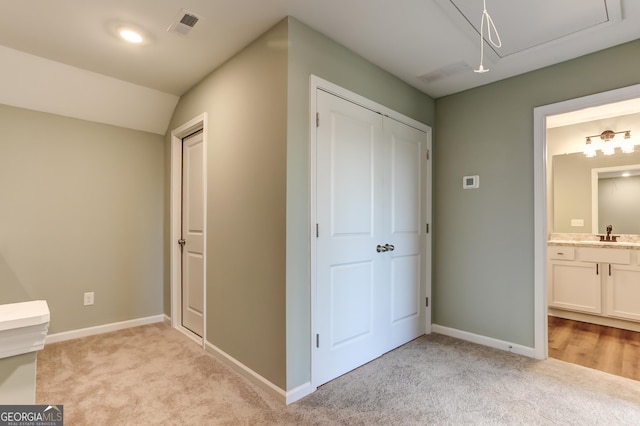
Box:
[548,316,640,381]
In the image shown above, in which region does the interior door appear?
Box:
[385,117,426,348]
[315,90,387,385]
[314,89,427,386]
[181,130,205,337]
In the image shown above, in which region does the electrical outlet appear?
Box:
[84,292,94,306]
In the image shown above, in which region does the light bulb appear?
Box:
[621,131,634,153]
[583,137,596,157]
[119,29,143,44]
[602,143,615,155]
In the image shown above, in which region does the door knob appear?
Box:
[178,239,186,247]
[384,244,395,252]
[376,245,387,253]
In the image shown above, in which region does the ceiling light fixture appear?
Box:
[119,28,143,44]
[106,21,151,46]
[583,137,596,158]
[583,129,635,157]
[474,0,502,73]
[621,130,635,154]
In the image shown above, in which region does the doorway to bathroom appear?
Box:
[534,83,640,380]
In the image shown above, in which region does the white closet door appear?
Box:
[385,117,426,348]
[315,90,387,386]
[314,89,427,387]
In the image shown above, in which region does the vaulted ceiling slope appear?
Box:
[1,1,639,134]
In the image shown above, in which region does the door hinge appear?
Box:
[316,334,320,348]
[316,223,319,238]
[426,223,429,234]
[316,112,319,128]
[426,149,430,160]
[426,297,429,307]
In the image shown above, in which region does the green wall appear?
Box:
[434,39,640,346]
[166,20,289,389]
[165,16,434,391]
[0,353,36,404]
[0,104,164,334]
[285,17,434,390]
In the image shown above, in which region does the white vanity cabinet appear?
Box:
[548,247,601,314]
[548,244,640,322]
[607,263,640,321]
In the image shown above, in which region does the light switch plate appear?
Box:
[571,219,584,227]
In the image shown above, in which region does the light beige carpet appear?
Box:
[37,322,640,425]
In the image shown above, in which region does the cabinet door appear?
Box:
[548,260,601,314]
[606,264,640,321]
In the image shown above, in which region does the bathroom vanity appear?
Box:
[548,235,640,331]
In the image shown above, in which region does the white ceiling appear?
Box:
[1,0,639,133]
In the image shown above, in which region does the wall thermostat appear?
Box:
[463,175,479,189]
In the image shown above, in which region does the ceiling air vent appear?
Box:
[417,61,471,85]
[168,9,200,35]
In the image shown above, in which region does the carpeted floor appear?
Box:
[37,322,640,425]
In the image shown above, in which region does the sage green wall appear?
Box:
[166,20,288,388]
[165,16,434,391]
[434,39,640,346]
[286,17,434,389]
[0,353,36,404]
[0,104,164,334]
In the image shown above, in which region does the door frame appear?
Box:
[170,113,208,348]
[309,76,432,387]
[532,83,640,359]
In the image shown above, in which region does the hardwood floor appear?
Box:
[548,316,640,381]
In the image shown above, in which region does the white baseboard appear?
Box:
[45,314,166,344]
[431,324,536,358]
[285,381,316,405]
[204,341,315,405]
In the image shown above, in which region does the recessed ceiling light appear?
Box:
[106,21,152,45]
[119,28,143,44]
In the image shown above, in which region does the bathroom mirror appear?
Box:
[553,150,640,234]
[592,165,640,234]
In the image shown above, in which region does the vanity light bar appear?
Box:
[583,129,635,156]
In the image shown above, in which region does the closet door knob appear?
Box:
[376,245,387,253]
[384,244,395,252]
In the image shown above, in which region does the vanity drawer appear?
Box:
[549,247,575,260]
[578,247,631,265]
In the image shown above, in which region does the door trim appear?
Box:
[533,83,640,360]
[309,75,432,387]
[170,113,208,348]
